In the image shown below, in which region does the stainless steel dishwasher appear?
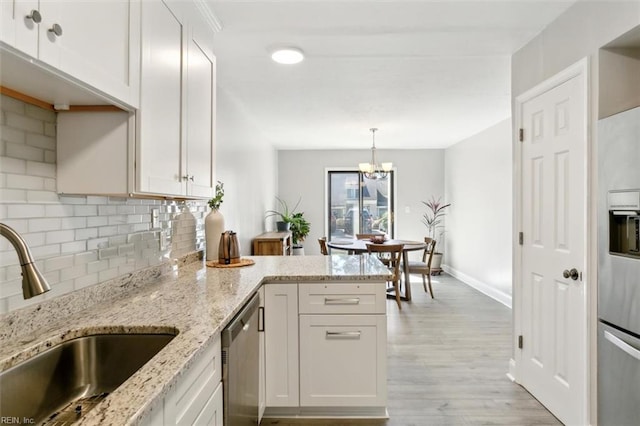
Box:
[222,292,260,425]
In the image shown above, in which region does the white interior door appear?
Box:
[517,62,587,425]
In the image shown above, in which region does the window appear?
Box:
[327,171,395,240]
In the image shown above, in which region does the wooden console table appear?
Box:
[252,232,292,256]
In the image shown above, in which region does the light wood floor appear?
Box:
[262,274,562,426]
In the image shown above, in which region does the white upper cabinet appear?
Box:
[1,0,140,108]
[57,0,217,199]
[184,13,216,198]
[136,0,215,198]
[137,0,184,195]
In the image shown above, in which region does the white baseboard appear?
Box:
[442,264,512,308]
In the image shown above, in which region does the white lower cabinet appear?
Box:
[263,281,387,418]
[140,334,222,426]
[264,283,299,407]
[299,314,387,407]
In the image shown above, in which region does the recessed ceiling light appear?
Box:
[271,47,304,65]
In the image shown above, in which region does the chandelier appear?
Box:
[358,128,392,180]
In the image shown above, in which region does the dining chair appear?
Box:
[408,238,437,298]
[366,243,404,309]
[318,237,329,255]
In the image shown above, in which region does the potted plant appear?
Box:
[421,196,451,273]
[205,181,225,261]
[266,196,301,232]
[289,212,311,255]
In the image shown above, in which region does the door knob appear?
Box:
[563,268,579,281]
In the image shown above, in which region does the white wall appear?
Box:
[444,119,512,307]
[215,88,278,255]
[277,149,444,255]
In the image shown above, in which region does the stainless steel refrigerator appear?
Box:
[597,106,640,426]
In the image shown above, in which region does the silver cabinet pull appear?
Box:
[26,10,42,23]
[604,331,640,361]
[326,331,361,339]
[182,175,194,182]
[49,23,63,36]
[324,297,360,305]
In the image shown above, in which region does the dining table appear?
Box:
[326,238,427,301]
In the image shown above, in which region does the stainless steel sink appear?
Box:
[0,333,176,425]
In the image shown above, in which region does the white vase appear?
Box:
[205,209,225,261]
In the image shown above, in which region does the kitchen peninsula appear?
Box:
[0,254,391,425]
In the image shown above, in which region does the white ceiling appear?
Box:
[208,0,577,150]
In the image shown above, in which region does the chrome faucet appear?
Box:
[0,223,51,299]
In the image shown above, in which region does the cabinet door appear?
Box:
[264,284,299,407]
[184,12,215,198]
[258,286,266,422]
[1,0,39,56]
[299,314,387,407]
[137,0,184,196]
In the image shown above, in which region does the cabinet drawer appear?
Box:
[299,282,386,314]
[299,314,387,407]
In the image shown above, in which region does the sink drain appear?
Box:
[41,392,109,425]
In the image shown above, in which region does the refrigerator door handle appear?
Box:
[605,330,640,360]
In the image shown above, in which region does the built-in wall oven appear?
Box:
[597,107,640,426]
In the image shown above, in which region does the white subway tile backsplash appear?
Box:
[87,216,108,227]
[87,237,109,251]
[45,255,74,272]
[43,178,56,191]
[45,204,75,217]
[0,125,25,145]
[26,161,56,178]
[60,217,87,229]
[86,195,108,205]
[0,189,27,203]
[98,205,118,216]
[46,230,75,244]
[30,244,60,258]
[98,268,119,282]
[26,133,56,150]
[60,264,88,281]
[59,195,88,205]
[44,150,56,164]
[6,173,45,190]
[75,273,98,289]
[7,204,45,218]
[61,240,87,254]
[27,190,60,203]
[87,260,109,274]
[1,96,206,314]
[1,96,25,114]
[44,122,56,137]
[74,251,98,265]
[5,112,44,133]
[29,218,62,232]
[5,141,44,162]
[0,156,27,174]
[25,104,55,122]
[74,205,98,216]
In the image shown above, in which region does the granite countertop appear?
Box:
[0,254,390,425]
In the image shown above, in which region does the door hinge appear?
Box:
[518,335,523,349]
[518,232,523,245]
[519,128,524,142]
